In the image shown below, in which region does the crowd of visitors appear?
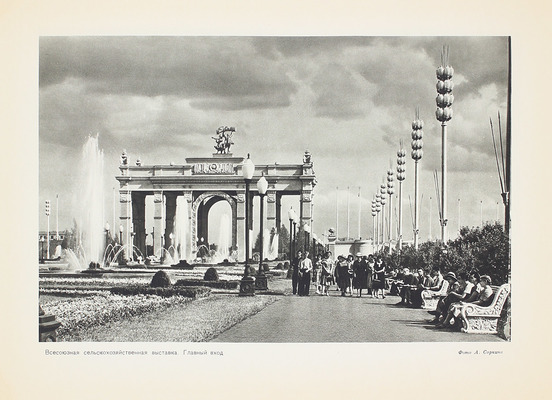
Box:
[291,251,393,298]
[289,250,499,331]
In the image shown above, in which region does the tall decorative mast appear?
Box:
[396,144,406,250]
[386,167,394,252]
[371,198,377,248]
[435,45,454,243]
[411,108,423,250]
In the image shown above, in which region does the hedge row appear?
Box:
[110,285,211,298]
[174,279,239,290]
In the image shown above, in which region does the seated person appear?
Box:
[436,275,494,329]
[430,271,473,323]
[421,268,449,302]
[398,268,418,305]
[390,268,404,296]
[411,269,434,308]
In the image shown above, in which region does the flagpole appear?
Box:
[358,187,361,239]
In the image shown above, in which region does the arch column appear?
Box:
[153,191,164,256]
[182,191,193,261]
[131,192,147,258]
[164,192,177,252]
[276,192,282,232]
[266,190,277,233]
[119,190,132,259]
[237,192,246,262]
[300,191,313,227]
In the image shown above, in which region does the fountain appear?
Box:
[268,231,279,261]
[172,196,189,262]
[69,135,105,270]
[214,213,231,262]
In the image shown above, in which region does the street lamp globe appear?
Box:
[242,153,255,180]
[257,173,268,194]
[288,207,295,222]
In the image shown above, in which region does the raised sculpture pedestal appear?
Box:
[239,274,255,296]
[39,305,61,342]
[255,272,268,291]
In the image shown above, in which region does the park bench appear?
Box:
[420,280,449,310]
[459,283,511,334]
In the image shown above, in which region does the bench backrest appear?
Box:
[488,283,511,313]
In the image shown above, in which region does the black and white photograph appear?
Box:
[1,1,551,399]
[38,36,511,343]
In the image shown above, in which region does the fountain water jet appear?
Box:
[72,135,105,269]
[217,213,231,261]
[172,196,189,262]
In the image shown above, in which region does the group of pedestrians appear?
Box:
[291,251,387,297]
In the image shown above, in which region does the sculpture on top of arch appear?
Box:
[212,126,235,154]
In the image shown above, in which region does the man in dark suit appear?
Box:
[292,250,302,295]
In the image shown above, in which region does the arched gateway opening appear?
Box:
[116,149,316,263]
[192,192,237,260]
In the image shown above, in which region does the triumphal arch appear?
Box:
[116,127,316,262]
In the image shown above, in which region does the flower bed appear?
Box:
[65,295,280,342]
[110,285,211,298]
[174,279,239,290]
[41,293,197,339]
[40,288,106,297]
[40,277,150,287]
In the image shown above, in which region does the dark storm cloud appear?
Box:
[40,36,297,110]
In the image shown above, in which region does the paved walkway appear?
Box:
[212,283,504,343]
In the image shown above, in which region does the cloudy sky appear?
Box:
[39,36,508,243]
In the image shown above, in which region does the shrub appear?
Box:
[246,266,256,276]
[174,279,239,290]
[275,263,284,270]
[375,222,510,285]
[111,285,210,298]
[203,267,219,281]
[151,270,172,287]
[262,263,269,272]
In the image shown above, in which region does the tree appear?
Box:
[278,224,290,259]
[388,222,509,285]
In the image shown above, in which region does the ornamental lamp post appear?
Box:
[411,110,424,250]
[436,45,454,243]
[240,154,256,296]
[40,236,45,263]
[45,200,50,259]
[255,172,269,290]
[303,223,310,254]
[371,199,377,252]
[104,222,110,266]
[291,208,299,257]
[119,224,124,265]
[375,193,382,251]
[387,168,394,253]
[288,206,295,265]
[397,147,406,250]
[380,184,387,250]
